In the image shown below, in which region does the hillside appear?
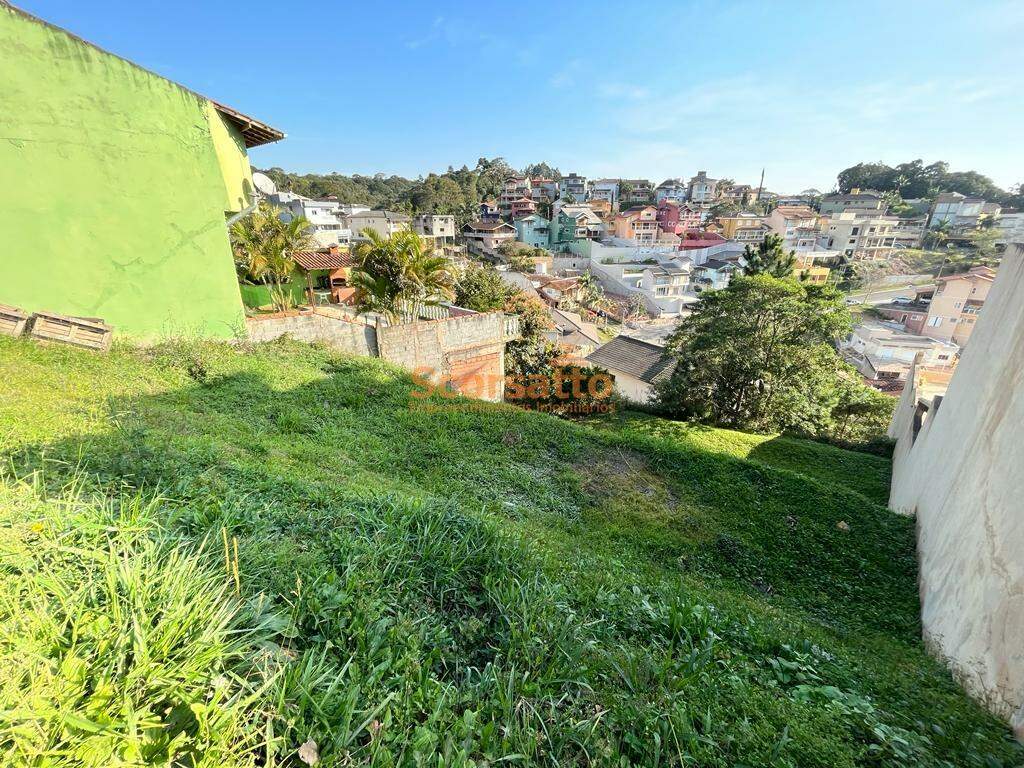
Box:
[0,337,1020,767]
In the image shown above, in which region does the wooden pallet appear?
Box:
[29,311,112,351]
[0,304,29,337]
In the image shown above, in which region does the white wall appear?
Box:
[888,248,1024,737]
[610,369,654,403]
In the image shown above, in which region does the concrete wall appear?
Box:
[0,6,251,339]
[246,309,377,356]
[245,310,508,401]
[888,250,1024,736]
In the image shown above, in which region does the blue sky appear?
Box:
[17,0,1024,192]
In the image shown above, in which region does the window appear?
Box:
[928,317,942,327]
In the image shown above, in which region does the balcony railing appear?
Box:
[503,314,520,340]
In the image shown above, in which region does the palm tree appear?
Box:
[231,202,315,311]
[350,229,453,321]
[923,219,952,250]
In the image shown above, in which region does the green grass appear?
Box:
[0,336,1019,767]
[584,411,893,505]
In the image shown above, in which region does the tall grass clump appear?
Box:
[0,476,283,767]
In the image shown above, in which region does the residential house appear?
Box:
[693,258,741,291]
[529,178,559,203]
[928,193,997,231]
[716,213,770,244]
[619,179,655,206]
[413,214,456,244]
[348,210,411,241]
[480,200,500,221]
[657,200,704,234]
[510,197,538,219]
[560,173,588,202]
[1,3,283,340]
[874,298,933,335]
[500,177,532,217]
[271,192,351,247]
[767,205,819,249]
[514,214,551,248]
[291,246,359,306]
[585,335,676,403]
[548,308,602,361]
[687,171,719,203]
[719,183,755,207]
[655,178,689,203]
[914,266,996,346]
[994,211,1024,245]
[819,190,885,216]
[586,198,614,222]
[822,212,924,259]
[589,179,620,209]
[614,206,660,244]
[461,220,517,254]
[550,205,604,247]
[839,321,959,382]
[588,250,694,316]
[678,231,728,251]
[531,275,586,308]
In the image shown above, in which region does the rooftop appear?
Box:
[586,336,676,385]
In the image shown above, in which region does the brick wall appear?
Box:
[245,309,507,401]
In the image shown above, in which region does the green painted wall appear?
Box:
[0,6,251,340]
[238,280,308,310]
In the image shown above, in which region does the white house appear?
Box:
[269,191,352,247]
[347,210,411,241]
[585,335,676,403]
[839,320,959,381]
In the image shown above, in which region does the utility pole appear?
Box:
[756,168,765,202]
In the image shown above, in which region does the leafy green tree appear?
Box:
[503,292,559,380]
[509,250,536,273]
[743,234,796,278]
[965,227,1000,261]
[350,230,453,320]
[454,264,517,312]
[656,275,870,438]
[708,200,740,220]
[231,202,315,312]
[923,219,953,250]
[521,162,561,180]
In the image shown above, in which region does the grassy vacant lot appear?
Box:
[0,336,1019,767]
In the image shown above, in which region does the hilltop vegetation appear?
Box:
[0,337,1020,767]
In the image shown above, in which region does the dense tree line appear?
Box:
[836,159,1023,207]
[258,158,561,228]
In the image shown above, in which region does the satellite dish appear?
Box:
[252,172,277,196]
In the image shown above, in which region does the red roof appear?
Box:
[291,250,356,270]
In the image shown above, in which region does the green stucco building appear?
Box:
[0,3,284,339]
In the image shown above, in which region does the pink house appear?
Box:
[657,200,703,234]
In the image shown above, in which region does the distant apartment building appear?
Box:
[818,190,885,216]
[614,205,660,244]
[514,214,551,248]
[657,200,703,234]
[822,212,924,259]
[272,192,352,247]
[619,179,655,206]
[589,179,620,209]
[840,321,959,382]
[347,210,411,241]
[687,171,718,203]
[412,214,456,243]
[560,173,588,201]
[655,178,688,203]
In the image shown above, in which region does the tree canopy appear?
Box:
[743,234,796,278]
[454,264,517,312]
[656,275,891,442]
[835,159,1014,203]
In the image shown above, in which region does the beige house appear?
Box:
[822,211,924,259]
[613,205,659,244]
[767,205,819,249]
[839,321,958,382]
[461,220,516,254]
[916,266,996,346]
[413,214,456,243]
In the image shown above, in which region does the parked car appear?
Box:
[890,296,914,305]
